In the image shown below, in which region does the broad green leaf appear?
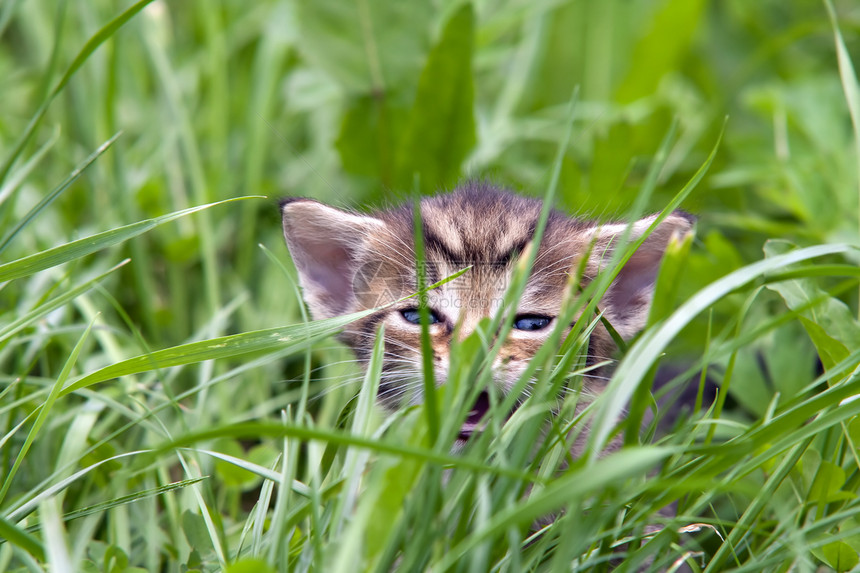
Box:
[182,510,214,555]
[809,460,847,503]
[0,196,260,283]
[616,0,706,102]
[294,0,432,93]
[798,318,850,370]
[763,320,818,398]
[812,540,860,572]
[396,4,476,193]
[213,442,279,491]
[336,94,409,184]
[764,240,860,370]
[211,440,259,488]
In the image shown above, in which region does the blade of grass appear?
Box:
[431,446,675,571]
[590,243,855,455]
[459,87,581,449]
[0,125,58,208]
[40,497,72,573]
[190,450,309,497]
[0,132,121,255]
[258,243,313,420]
[0,196,261,283]
[0,315,96,504]
[586,142,846,457]
[0,0,157,186]
[0,515,45,561]
[23,477,207,531]
[412,199,439,442]
[0,259,129,344]
[336,323,385,534]
[59,309,374,397]
[144,421,537,482]
[704,438,813,572]
[823,0,860,320]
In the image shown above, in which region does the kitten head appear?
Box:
[281,183,693,443]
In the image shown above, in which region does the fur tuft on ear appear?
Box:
[587,211,694,338]
[281,198,385,319]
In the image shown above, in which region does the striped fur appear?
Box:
[281,182,693,452]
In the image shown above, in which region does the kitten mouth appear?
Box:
[458,391,491,440]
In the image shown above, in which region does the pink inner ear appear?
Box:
[609,254,660,308]
[294,236,358,316]
[594,213,692,337]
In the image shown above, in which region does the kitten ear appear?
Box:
[281,198,385,319]
[588,211,694,338]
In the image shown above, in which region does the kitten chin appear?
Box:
[280,182,693,454]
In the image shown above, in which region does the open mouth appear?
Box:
[458,391,492,440]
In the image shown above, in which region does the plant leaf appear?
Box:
[396,4,476,192]
[294,0,432,93]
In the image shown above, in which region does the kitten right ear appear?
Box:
[280,198,385,319]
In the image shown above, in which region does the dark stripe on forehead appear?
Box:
[421,223,461,262]
[495,237,530,266]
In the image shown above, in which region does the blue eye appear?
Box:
[513,315,551,331]
[401,308,441,325]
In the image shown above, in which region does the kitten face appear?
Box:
[280,182,692,447]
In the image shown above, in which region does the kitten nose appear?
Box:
[453,312,486,342]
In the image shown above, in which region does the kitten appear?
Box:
[280,182,693,454]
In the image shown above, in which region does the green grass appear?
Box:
[2,1,860,571]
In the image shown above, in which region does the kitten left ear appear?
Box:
[281,198,386,319]
[587,211,694,338]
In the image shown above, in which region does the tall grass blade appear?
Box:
[0,132,121,255]
[0,316,96,504]
[824,0,860,319]
[0,0,157,186]
[0,515,44,561]
[0,260,128,344]
[0,196,261,282]
[60,310,373,397]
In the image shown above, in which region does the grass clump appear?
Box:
[2,1,860,571]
